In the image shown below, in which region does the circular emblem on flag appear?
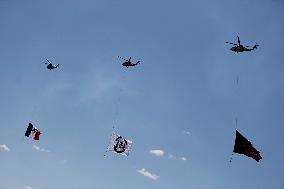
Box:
[114,136,128,153]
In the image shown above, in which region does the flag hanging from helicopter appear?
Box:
[25,123,41,141]
[107,132,133,156]
[233,130,262,162]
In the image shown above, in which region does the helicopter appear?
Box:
[45,59,59,70]
[226,36,259,53]
[118,56,140,68]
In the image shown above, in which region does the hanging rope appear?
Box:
[231,67,240,163]
[112,69,126,131]
[113,86,122,130]
[105,68,126,157]
[235,118,238,130]
[236,76,239,86]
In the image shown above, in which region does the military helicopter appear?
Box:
[226,36,259,53]
[118,56,140,68]
[44,59,59,70]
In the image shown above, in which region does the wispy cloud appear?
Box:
[138,168,159,180]
[182,130,191,136]
[149,149,164,157]
[32,145,49,153]
[150,149,188,162]
[167,154,176,159]
[78,71,120,103]
[62,159,68,164]
[0,144,10,152]
[24,186,33,189]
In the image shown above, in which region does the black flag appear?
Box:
[233,130,262,162]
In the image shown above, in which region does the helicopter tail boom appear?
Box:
[253,43,259,50]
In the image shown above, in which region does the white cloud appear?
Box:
[62,160,68,164]
[149,149,164,157]
[32,145,50,153]
[149,148,187,162]
[138,168,159,180]
[0,144,10,152]
[182,130,191,136]
[24,186,33,189]
[167,154,176,159]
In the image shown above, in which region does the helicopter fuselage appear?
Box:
[122,61,140,68]
[47,63,59,70]
[230,45,247,53]
[122,61,135,67]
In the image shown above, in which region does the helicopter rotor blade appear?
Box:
[46,59,51,64]
[237,36,240,46]
[118,56,125,60]
[226,42,237,46]
[118,56,127,61]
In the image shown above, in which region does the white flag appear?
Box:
[107,132,133,156]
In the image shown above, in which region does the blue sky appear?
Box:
[0,0,284,188]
